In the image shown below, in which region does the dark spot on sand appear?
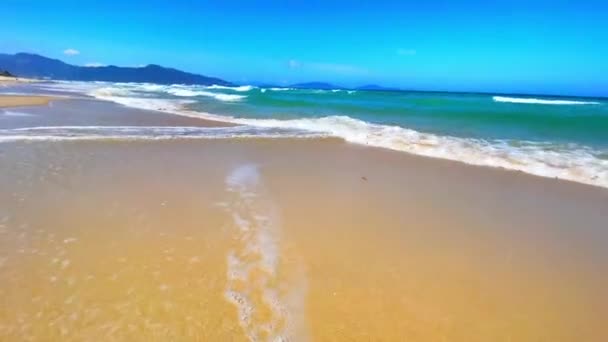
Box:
[361,176,368,181]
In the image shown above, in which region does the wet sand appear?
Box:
[1,136,607,341]
[1,99,607,341]
[0,95,56,108]
[0,99,232,129]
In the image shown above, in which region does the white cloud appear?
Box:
[397,48,417,56]
[63,48,80,56]
[84,62,105,67]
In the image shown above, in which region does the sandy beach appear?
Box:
[0,97,606,341]
[0,95,56,108]
[0,77,57,109]
[0,75,39,85]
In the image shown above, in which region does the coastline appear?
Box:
[1,92,606,190]
[1,89,607,340]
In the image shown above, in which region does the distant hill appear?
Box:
[289,82,341,90]
[0,53,232,85]
[1,70,15,77]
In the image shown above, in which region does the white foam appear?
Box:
[493,96,600,105]
[205,85,255,92]
[1,111,35,117]
[223,164,307,341]
[167,88,246,101]
[138,84,167,92]
[90,86,135,97]
[0,125,328,143]
[268,87,294,91]
[229,115,608,188]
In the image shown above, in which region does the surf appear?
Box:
[40,81,608,189]
[493,96,600,105]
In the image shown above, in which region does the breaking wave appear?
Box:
[166,88,246,101]
[493,96,600,105]
[205,85,255,92]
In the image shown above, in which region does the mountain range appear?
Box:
[0,52,401,91]
[0,53,232,86]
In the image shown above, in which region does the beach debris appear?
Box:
[361,176,368,181]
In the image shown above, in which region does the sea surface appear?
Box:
[5,81,608,188]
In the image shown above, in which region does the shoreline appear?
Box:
[1,92,607,191]
[87,89,608,189]
[82,97,608,191]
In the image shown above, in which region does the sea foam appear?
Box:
[167,88,246,101]
[222,164,307,341]
[205,85,255,92]
[493,96,600,105]
[0,125,327,142]
[229,115,608,188]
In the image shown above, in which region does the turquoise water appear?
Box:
[14,82,608,188]
[188,88,608,149]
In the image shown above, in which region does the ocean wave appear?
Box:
[205,85,255,92]
[229,115,608,188]
[91,92,193,112]
[138,84,167,92]
[56,81,608,188]
[91,86,135,97]
[0,125,328,142]
[268,87,295,91]
[493,96,600,105]
[167,88,246,101]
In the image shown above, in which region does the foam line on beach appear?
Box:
[1,110,36,117]
[0,125,329,142]
[493,96,600,105]
[222,164,307,341]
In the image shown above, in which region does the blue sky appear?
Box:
[2,0,608,96]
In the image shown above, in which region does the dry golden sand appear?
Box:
[0,138,607,341]
[0,95,56,108]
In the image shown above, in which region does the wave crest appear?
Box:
[493,96,600,105]
[231,115,608,188]
[167,89,246,101]
[205,85,255,92]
